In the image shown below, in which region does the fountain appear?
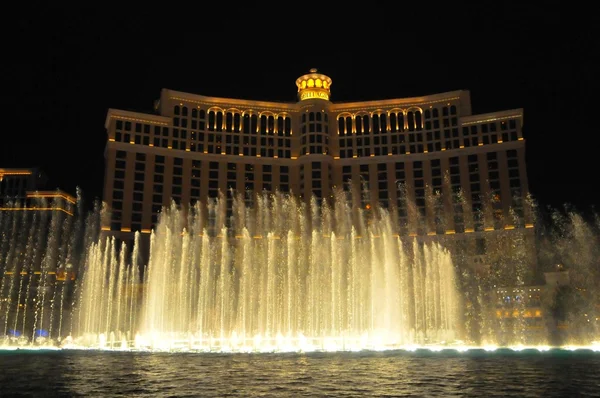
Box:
[75,188,459,352]
[0,186,599,352]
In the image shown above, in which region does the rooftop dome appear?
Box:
[295,68,332,101]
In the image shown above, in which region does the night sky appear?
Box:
[3,4,597,213]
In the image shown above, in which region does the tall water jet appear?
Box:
[102,189,460,352]
[5,183,599,351]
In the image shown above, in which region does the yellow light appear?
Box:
[459,145,465,149]
[333,156,340,160]
[525,223,534,228]
[299,90,330,101]
[365,204,371,210]
[141,229,152,234]
[110,115,168,126]
[484,227,494,231]
[0,207,73,216]
[504,225,515,230]
[478,143,483,146]
[465,228,474,233]
[121,227,131,232]
[27,192,77,204]
[0,169,33,176]
[445,230,456,234]
[427,231,436,236]
[518,137,524,141]
[498,140,503,143]
[109,138,115,142]
[101,226,110,231]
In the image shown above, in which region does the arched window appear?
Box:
[415,111,422,131]
[226,113,233,132]
[208,111,215,131]
[380,113,387,132]
[251,114,258,133]
[285,117,291,135]
[372,114,380,133]
[390,113,397,132]
[216,112,223,132]
[268,115,275,133]
[260,115,267,134]
[243,115,250,133]
[234,114,241,132]
[407,112,415,132]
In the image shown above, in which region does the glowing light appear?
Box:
[27,192,76,204]
[0,207,73,216]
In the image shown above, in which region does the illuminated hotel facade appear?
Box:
[0,168,76,217]
[102,69,533,267]
[0,168,78,283]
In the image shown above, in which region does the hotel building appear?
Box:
[0,168,78,284]
[102,69,534,268]
[0,168,76,217]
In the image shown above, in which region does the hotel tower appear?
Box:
[102,69,534,268]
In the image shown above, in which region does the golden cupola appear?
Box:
[295,68,332,101]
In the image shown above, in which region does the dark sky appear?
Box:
[2,4,597,212]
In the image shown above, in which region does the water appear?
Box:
[1,187,599,351]
[1,349,600,397]
[77,190,459,351]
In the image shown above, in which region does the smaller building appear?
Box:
[0,168,47,200]
[0,168,76,216]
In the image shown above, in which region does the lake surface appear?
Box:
[1,348,599,397]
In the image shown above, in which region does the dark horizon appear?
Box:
[3,4,597,214]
